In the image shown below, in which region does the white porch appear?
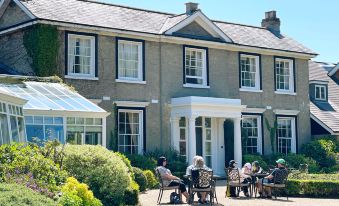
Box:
[170,96,246,175]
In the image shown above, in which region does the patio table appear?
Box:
[250,173,269,197]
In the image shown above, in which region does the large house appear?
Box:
[309,61,339,139]
[0,0,317,174]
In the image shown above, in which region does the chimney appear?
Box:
[261,11,281,36]
[185,2,199,15]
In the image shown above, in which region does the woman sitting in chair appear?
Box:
[156,156,189,203]
[191,156,211,204]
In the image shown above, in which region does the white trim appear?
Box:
[183,84,210,89]
[273,109,299,116]
[242,107,266,114]
[24,109,110,118]
[64,75,98,81]
[274,91,297,96]
[0,92,27,105]
[242,115,263,154]
[310,113,335,135]
[275,58,295,93]
[315,85,327,101]
[165,11,232,43]
[239,88,263,93]
[277,116,297,153]
[0,19,316,59]
[113,101,150,108]
[309,80,328,85]
[184,47,208,87]
[240,54,261,90]
[102,117,107,148]
[13,0,35,19]
[328,63,339,76]
[115,79,146,84]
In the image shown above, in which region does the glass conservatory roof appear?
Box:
[0,81,106,113]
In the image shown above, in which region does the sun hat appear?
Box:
[244,163,252,169]
[276,158,286,165]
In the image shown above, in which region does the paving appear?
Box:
[139,180,339,206]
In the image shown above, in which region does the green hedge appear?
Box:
[126,154,157,171]
[287,179,339,197]
[243,154,269,170]
[132,167,147,192]
[143,170,159,189]
[0,183,56,206]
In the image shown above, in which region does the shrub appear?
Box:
[114,152,134,179]
[62,145,133,206]
[301,138,337,168]
[59,177,102,206]
[143,170,159,189]
[0,143,67,192]
[124,180,139,205]
[287,179,339,197]
[132,167,147,192]
[242,154,269,171]
[0,183,56,206]
[126,154,157,171]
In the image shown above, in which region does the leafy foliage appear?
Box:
[23,24,60,76]
[114,152,134,179]
[0,183,57,206]
[59,177,102,206]
[265,118,277,153]
[124,180,139,205]
[132,167,147,192]
[242,154,269,171]
[62,145,134,206]
[143,170,159,189]
[287,178,339,197]
[126,154,157,171]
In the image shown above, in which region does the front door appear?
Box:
[195,117,213,168]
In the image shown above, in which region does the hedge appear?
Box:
[287,179,339,197]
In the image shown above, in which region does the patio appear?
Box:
[139,180,339,206]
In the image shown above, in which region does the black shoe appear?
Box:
[267,196,272,199]
[198,199,204,204]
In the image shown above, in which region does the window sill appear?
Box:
[115,79,146,84]
[275,91,297,96]
[65,75,98,81]
[239,88,263,93]
[183,84,210,89]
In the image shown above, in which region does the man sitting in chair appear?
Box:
[257,158,288,198]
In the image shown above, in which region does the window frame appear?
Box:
[66,117,103,145]
[117,107,145,154]
[239,53,261,91]
[276,115,297,154]
[178,117,188,158]
[274,57,295,94]
[183,45,209,88]
[65,31,98,80]
[116,37,145,83]
[315,85,327,101]
[241,114,263,154]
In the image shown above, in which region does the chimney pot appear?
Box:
[185,2,199,15]
[262,11,281,36]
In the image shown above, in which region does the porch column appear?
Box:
[188,115,197,164]
[170,117,180,151]
[233,117,242,168]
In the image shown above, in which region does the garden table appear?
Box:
[250,173,269,197]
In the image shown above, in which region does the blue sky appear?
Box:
[103,0,338,63]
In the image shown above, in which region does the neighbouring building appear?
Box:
[0,75,110,146]
[309,61,339,140]
[0,0,317,174]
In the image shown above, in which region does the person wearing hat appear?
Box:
[241,163,252,197]
[257,158,288,198]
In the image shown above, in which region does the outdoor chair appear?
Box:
[189,168,218,205]
[262,168,288,200]
[154,168,181,204]
[225,167,252,198]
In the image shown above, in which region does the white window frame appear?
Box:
[184,47,208,88]
[242,115,262,154]
[66,34,96,79]
[117,109,144,154]
[277,117,296,154]
[240,54,260,91]
[25,115,64,142]
[66,117,103,145]
[178,117,188,158]
[117,40,143,82]
[275,58,295,93]
[315,85,327,101]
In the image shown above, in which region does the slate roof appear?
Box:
[17,0,316,55]
[309,61,339,133]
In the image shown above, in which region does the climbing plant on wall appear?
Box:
[23,24,59,76]
[265,117,278,154]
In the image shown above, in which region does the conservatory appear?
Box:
[0,80,109,147]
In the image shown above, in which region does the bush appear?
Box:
[242,154,269,171]
[301,138,337,168]
[126,154,157,171]
[124,180,139,205]
[132,167,147,192]
[62,145,133,206]
[143,170,159,189]
[59,177,102,206]
[0,183,56,206]
[114,152,134,179]
[287,179,339,197]
[0,143,67,192]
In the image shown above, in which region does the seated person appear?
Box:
[227,160,246,197]
[191,157,211,204]
[257,158,288,198]
[156,156,189,203]
[186,155,200,176]
[241,163,252,197]
[252,161,263,174]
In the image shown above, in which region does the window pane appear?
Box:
[45,125,64,143]
[66,132,83,144]
[10,116,19,142]
[26,125,44,142]
[185,48,205,85]
[118,41,141,80]
[85,132,101,145]
[0,114,10,144]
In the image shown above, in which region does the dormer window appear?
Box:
[315,85,327,101]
